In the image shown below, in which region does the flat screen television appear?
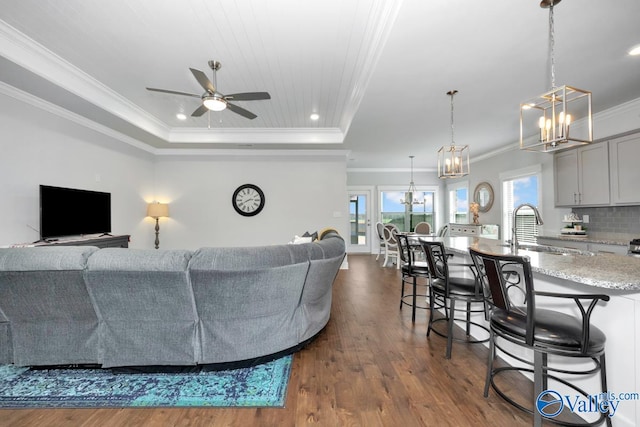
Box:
[39,185,111,240]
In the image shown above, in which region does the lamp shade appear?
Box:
[147,202,169,218]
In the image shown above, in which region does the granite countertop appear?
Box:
[537,233,632,246]
[427,236,640,291]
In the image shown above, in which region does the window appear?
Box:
[447,182,469,224]
[380,189,436,232]
[501,166,541,244]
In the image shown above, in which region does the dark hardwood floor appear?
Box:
[0,254,535,427]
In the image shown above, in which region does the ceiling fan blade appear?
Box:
[191,104,209,117]
[226,103,257,120]
[225,92,271,101]
[146,87,201,98]
[189,68,215,93]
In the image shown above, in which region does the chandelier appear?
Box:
[400,156,425,205]
[438,90,469,179]
[520,0,593,152]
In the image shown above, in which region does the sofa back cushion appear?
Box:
[314,232,345,259]
[0,246,99,366]
[85,248,198,367]
[189,246,310,363]
[297,234,345,340]
[0,246,96,270]
[189,244,309,270]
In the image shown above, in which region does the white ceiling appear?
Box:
[1,0,639,170]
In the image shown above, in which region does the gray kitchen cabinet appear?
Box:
[609,133,640,205]
[554,142,609,207]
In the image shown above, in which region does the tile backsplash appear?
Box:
[573,206,640,234]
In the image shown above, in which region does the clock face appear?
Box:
[232,184,265,217]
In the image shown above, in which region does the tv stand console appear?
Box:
[38,235,129,249]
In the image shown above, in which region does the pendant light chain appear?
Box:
[448,90,457,147]
[410,155,415,182]
[549,2,556,89]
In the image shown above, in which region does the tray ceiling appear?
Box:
[1,0,639,169]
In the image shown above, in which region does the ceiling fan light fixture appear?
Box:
[203,95,227,111]
[628,44,640,56]
[519,0,593,153]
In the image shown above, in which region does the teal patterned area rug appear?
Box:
[0,356,292,408]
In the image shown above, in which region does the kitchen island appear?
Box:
[424,236,640,426]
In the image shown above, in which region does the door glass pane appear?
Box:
[349,194,367,245]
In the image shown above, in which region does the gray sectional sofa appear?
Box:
[0,230,345,368]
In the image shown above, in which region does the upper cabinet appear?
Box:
[554,142,610,207]
[609,134,640,205]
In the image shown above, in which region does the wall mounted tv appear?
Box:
[39,185,111,240]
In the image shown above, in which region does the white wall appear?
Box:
[0,92,348,250]
[462,148,569,237]
[0,93,156,248]
[153,154,348,249]
[4,87,637,250]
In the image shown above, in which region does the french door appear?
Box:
[347,188,373,254]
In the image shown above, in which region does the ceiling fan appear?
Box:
[146,60,270,120]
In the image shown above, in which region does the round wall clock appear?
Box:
[232,184,265,216]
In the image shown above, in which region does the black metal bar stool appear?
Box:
[469,248,611,427]
[395,233,430,323]
[420,240,488,359]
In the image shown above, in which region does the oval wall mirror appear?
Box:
[474,182,494,213]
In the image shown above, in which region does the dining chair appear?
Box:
[382,224,400,269]
[375,222,385,261]
[436,224,449,237]
[414,222,431,235]
[396,233,430,322]
[420,240,488,359]
[469,248,611,427]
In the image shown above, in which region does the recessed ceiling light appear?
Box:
[176,113,187,120]
[310,113,320,121]
[629,44,640,56]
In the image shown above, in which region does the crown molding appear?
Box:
[0,19,170,140]
[338,0,404,136]
[1,82,352,160]
[153,148,351,159]
[168,127,344,144]
[0,81,157,154]
[347,167,436,173]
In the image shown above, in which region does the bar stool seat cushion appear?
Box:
[430,277,478,297]
[401,261,429,276]
[491,308,606,353]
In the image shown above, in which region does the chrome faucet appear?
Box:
[510,203,544,251]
